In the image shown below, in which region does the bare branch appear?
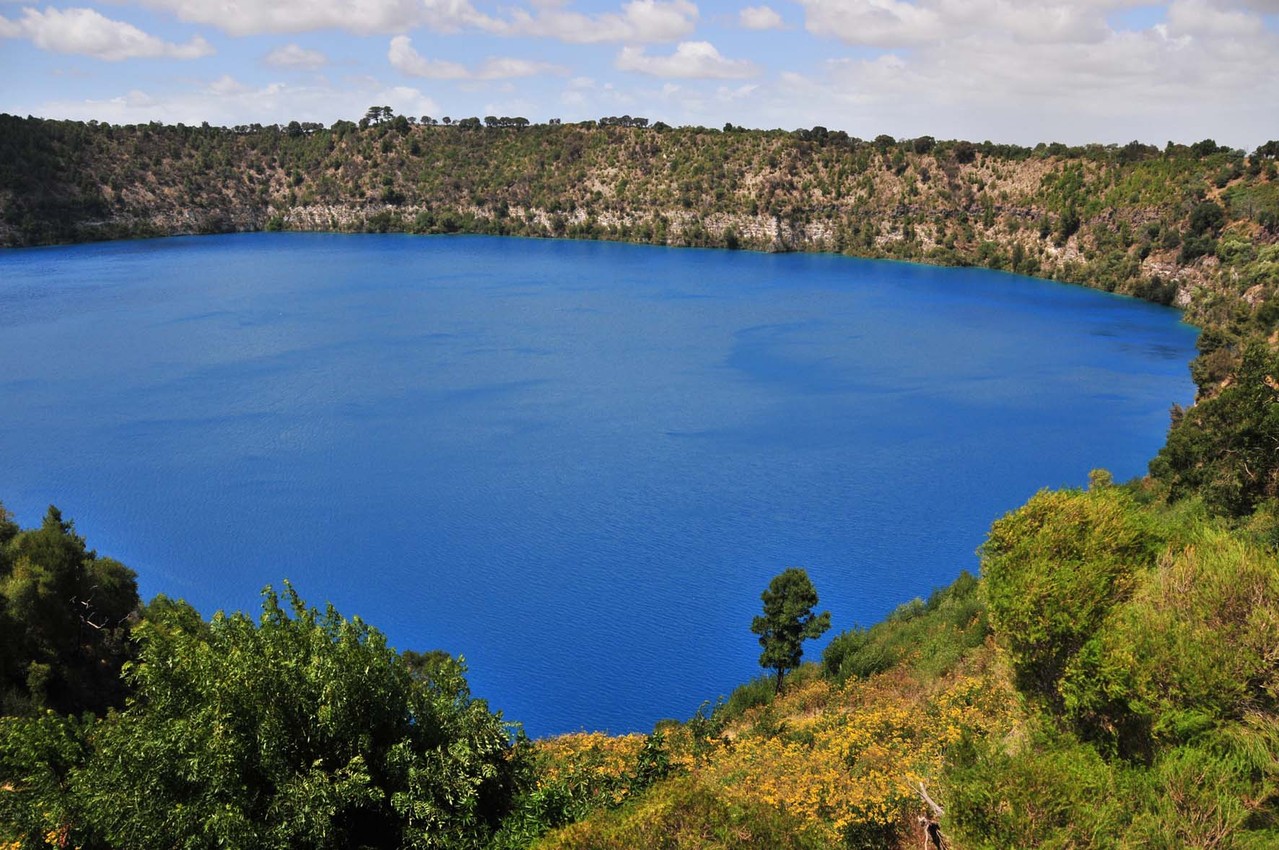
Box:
[917,780,945,817]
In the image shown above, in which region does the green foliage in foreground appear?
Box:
[0,578,523,850]
[5,467,1279,850]
[947,703,1279,849]
[980,484,1166,712]
[0,505,140,716]
[946,485,1279,848]
[491,730,677,850]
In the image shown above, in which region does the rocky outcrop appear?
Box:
[1,115,1274,330]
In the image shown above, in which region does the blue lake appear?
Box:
[0,233,1198,736]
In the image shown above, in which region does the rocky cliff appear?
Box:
[2,114,1276,331]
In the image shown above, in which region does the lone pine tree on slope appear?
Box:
[751,567,831,694]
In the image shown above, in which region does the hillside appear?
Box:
[2,114,1278,849]
[2,114,1277,334]
[504,472,1279,850]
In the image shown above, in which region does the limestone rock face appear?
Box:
[2,116,1274,328]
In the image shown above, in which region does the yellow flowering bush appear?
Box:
[695,663,1014,846]
[531,732,648,807]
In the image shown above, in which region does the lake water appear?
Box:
[0,233,1198,735]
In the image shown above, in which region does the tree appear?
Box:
[70,585,524,849]
[1,504,139,716]
[750,568,830,693]
[1188,200,1226,237]
[1150,341,1279,515]
[912,135,936,154]
[1191,138,1223,158]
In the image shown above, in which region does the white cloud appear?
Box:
[1165,0,1257,37]
[37,78,441,127]
[998,3,1112,44]
[388,35,567,79]
[0,6,213,60]
[264,43,328,69]
[132,0,498,37]
[717,82,761,99]
[799,0,944,47]
[551,73,646,116]
[740,5,784,29]
[751,2,1279,147]
[13,0,1279,148]
[130,0,696,41]
[208,74,246,95]
[796,0,1144,48]
[483,0,699,43]
[616,41,758,77]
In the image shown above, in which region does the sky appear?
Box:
[1,0,1276,148]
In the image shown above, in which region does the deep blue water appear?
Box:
[0,233,1197,736]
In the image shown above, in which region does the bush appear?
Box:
[946,727,1131,849]
[0,712,93,849]
[718,672,792,723]
[823,571,987,685]
[0,505,140,716]
[1179,234,1218,263]
[70,586,523,850]
[1059,528,1279,755]
[1189,200,1226,236]
[1124,745,1269,848]
[980,488,1163,708]
[822,628,893,682]
[1151,341,1279,516]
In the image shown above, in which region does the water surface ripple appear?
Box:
[0,233,1198,735]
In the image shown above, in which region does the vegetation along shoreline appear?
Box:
[2,112,1278,848]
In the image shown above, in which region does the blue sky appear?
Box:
[1,0,1276,147]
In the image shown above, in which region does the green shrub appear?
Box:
[1060,528,1279,755]
[823,571,987,684]
[946,727,1132,849]
[981,487,1163,707]
[721,674,777,721]
[1124,744,1274,849]
[1180,233,1218,263]
[822,627,893,682]
[72,586,523,850]
[1151,341,1279,516]
[0,712,93,849]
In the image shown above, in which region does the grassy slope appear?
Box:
[522,487,1279,850]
